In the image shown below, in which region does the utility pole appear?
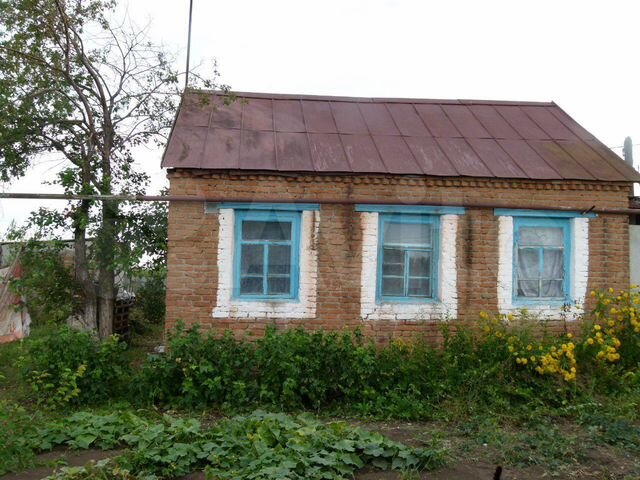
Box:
[185,0,194,90]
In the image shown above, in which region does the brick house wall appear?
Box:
[165,170,631,343]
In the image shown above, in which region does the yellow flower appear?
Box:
[594,325,602,331]
[507,313,514,322]
[609,288,615,294]
[566,333,573,339]
[479,311,489,320]
[590,290,596,297]
[526,345,533,351]
[508,346,514,353]
[521,358,528,365]
[587,338,594,345]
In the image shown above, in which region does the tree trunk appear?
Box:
[97,267,115,338]
[73,200,97,331]
[97,199,117,338]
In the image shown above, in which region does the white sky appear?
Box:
[2,0,640,235]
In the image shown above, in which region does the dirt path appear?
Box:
[1,450,121,480]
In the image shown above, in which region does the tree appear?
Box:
[0,0,223,337]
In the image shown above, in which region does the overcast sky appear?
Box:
[2,0,640,235]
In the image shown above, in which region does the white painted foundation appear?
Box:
[359,212,459,321]
[212,209,319,319]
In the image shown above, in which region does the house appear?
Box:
[161,91,640,341]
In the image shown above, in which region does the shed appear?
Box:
[162,90,640,340]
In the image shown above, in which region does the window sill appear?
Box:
[231,295,300,303]
[376,297,440,305]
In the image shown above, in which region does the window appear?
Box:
[377,214,439,302]
[513,217,570,302]
[233,209,301,300]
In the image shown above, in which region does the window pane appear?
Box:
[268,245,291,275]
[381,277,404,296]
[382,248,405,276]
[240,244,264,275]
[267,276,290,295]
[542,249,564,279]
[384,222,432,246]
[409,251,431,278]
[517,280,539,297]
[517,248,539,280]
[240,276,263,294]
[519,227,563,247]
[242,220,292,241]
[541,280,563,297]
[408,277,431,297]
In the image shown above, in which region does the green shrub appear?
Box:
[136,326,445,416]
[19,326,130,407]
[8,239,81,326]
[129,269,166,334]
[136,324,257,408]
[0,401,45,474]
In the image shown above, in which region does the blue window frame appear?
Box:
[376,214,439,303]
[233,209,301,301]
[513,217,571,303]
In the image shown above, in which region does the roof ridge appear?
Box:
[185,88,556,107]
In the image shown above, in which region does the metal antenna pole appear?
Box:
[185,0,194,90]
[624,136,634,167]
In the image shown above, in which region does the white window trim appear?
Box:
[497,216,589,320]
[212,208,319,319]
[359,212,459,321]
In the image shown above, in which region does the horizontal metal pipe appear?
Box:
[1,192,638,216]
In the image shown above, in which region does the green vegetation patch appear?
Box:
[0,407,446,479]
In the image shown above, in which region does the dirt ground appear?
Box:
[2,450,121,480]
[3,421,639,480]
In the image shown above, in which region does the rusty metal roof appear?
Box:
[162,91,640,182]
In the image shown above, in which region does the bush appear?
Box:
[23,286,640,417]
[0,401,46,474]
[129,269,166,334]
[9,239,81,326]
[136,325,257,408]
[136,325,476,416]
[19,326,130,407]
[136,297,640,417]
